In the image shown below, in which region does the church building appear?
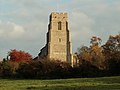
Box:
[36,12,72,65]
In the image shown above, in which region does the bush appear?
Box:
[72,60,101,78]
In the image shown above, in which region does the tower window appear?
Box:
[59,38,62,42]
[58,21,62,30]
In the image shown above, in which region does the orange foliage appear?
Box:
[8,49,32,62]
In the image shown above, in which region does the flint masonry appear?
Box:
[37,12,72,65]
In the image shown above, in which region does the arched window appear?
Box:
[58,21,62,30]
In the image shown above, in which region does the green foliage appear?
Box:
[0,62,12,77]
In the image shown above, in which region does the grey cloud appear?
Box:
[0,0,120,58]
[0,21,25,39]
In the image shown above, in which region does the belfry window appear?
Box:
[58,21,62,30]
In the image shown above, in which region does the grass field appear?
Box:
[0,76,120,90]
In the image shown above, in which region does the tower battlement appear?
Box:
[50,12,68,22]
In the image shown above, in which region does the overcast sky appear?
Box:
[0,0,120,59]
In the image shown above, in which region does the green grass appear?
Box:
[0,76,120,90]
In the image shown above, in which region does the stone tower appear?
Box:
[38,12,72,64]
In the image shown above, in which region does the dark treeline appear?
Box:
[0,59,72,79]
[0,34,120,79]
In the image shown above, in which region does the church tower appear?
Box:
[38,12,72,64]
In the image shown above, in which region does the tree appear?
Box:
[0,62,13,77]
[103,34,120,74]
[76,36,105,69]
[90,36,105,69]
[103,34,120,60]
[90,36,102,47]
[0,62,3,77]
[77,46,92,63]
[8,49,32,62]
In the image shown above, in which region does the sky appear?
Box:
[0,0,120,59]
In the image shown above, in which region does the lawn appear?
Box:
[0,76,120,90]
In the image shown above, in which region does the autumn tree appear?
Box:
[103,34,120,60]
[90,36,105,69]
[77,46,92,63]
[8,49,32,62]
[103,34,120,74]
[76,36,105,69]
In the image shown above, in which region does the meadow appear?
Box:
[0,76,120,90]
